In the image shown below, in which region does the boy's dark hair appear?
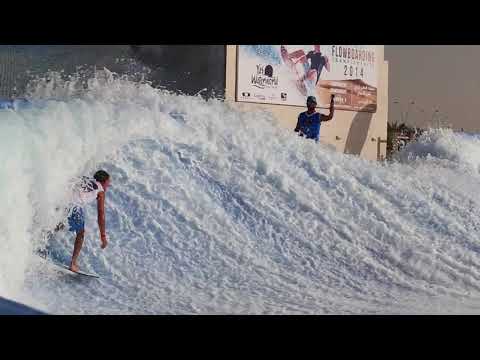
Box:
[93,170,110,183]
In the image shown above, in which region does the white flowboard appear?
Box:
[36,254,99,278]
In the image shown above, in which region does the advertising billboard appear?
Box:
[236,45,378,112]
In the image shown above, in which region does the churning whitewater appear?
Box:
[1,71,480,314]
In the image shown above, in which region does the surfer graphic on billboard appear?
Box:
[280,45,330,96]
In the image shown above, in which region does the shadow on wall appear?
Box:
[130,45,226,99]
[343,107,373,156]
[0,45,226,99]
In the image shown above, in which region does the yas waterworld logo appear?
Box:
[251,64,279,89]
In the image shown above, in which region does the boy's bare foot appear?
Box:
[69,263,79,273]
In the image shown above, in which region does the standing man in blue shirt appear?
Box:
[295,95,335,142]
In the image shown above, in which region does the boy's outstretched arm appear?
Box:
[97,192,108,249]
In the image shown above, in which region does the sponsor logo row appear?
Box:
[241,92,288,102]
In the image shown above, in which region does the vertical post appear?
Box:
[404,100,415,125]
[377,136,381,161]
[432,109,440,128]
[377,137,388,161]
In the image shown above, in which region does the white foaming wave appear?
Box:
[395,129,480,173]
[3,70,480,313]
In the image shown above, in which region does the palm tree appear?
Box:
[387,121,420,158]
